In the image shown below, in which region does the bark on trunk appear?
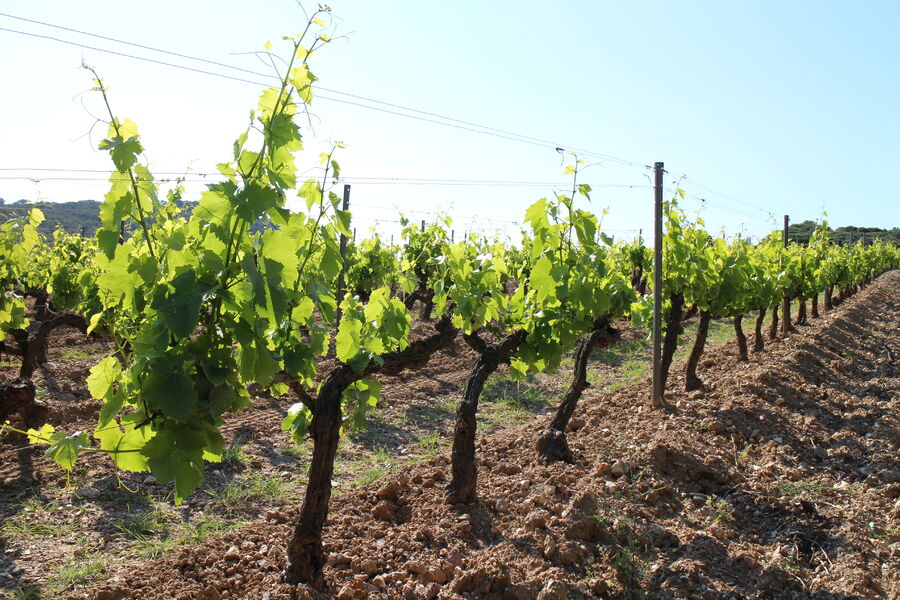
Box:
[782,295,795,333]
[684,311,711,391]
[283,318,458,586]
[682,304,699,322]
[537,321,619,462]
[769,304,779,341]
[283,370,346,588]
[19,312,88,378]
[824,286,833,310]
[753,308,766,353]
[420,290,435,320]
[734,316,748,362]
[31,289,51,321]
[658,292,685,398]
[811,294,819,319]
[446,331,525,504]
[0,378,43,428]
[797,295,807,325]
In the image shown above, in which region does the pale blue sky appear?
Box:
[1,1,897,242]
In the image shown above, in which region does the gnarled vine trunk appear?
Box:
[283,318,458,586]
[17,312,88,378]
[682,304,699,322]
[31,288,51,321]
[403,270,436,320]
[811,294,819,318]
[734,316,748,362]
[753,308,766,353]
[446,330,525,504]
[769,304,779,341]
[0,378,43,429]
[782,295,795,333]
[797,295,807,325]
[658,292,685,400]
[824,286,833,310]
[684,311,711,391]
[283,369,346,588]
[536,321,619,462]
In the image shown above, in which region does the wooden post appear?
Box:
[335,184,351,327]
[781,215,790,337]
[651,162,664,408]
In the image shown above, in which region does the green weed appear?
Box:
[1,498,74,537]
[60,347,91,361]
[220,442,248,467]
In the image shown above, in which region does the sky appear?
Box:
[1,1,898,243]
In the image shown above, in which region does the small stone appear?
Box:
[541,535,557,559]
[709,421,726,434]
[353,558,378,575]
[197,587,222,600]
[376,481,402,501]
[336,582,365,600]
[406,560,427,575]
[142,474,157,485]
[327,553,352,568]
[525,511,548,530]
[566,417,585,432]
[498,462,522,475]
[537,579,567,600]
[224,546,241,561]
[555,541,582,565]
[371,500,395,521]
[495,499,508,511]
[591,579,610,596]
[610,459,632,477]
[75,487,101,500]
[423,567,448,584]
[446,548,463,567]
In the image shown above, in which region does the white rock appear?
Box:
[75,487,100,500]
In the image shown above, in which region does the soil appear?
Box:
[1,272,898,600]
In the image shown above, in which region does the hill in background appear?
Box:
[0,199,102,237]
[1,199,898,245]
[788,219,900,245]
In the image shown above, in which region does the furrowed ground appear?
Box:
[1,271,897,600]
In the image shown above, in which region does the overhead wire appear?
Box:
[0,14,649,168]
[0,13,792,235]
[664,186,773,226]
[0,171,653,190]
